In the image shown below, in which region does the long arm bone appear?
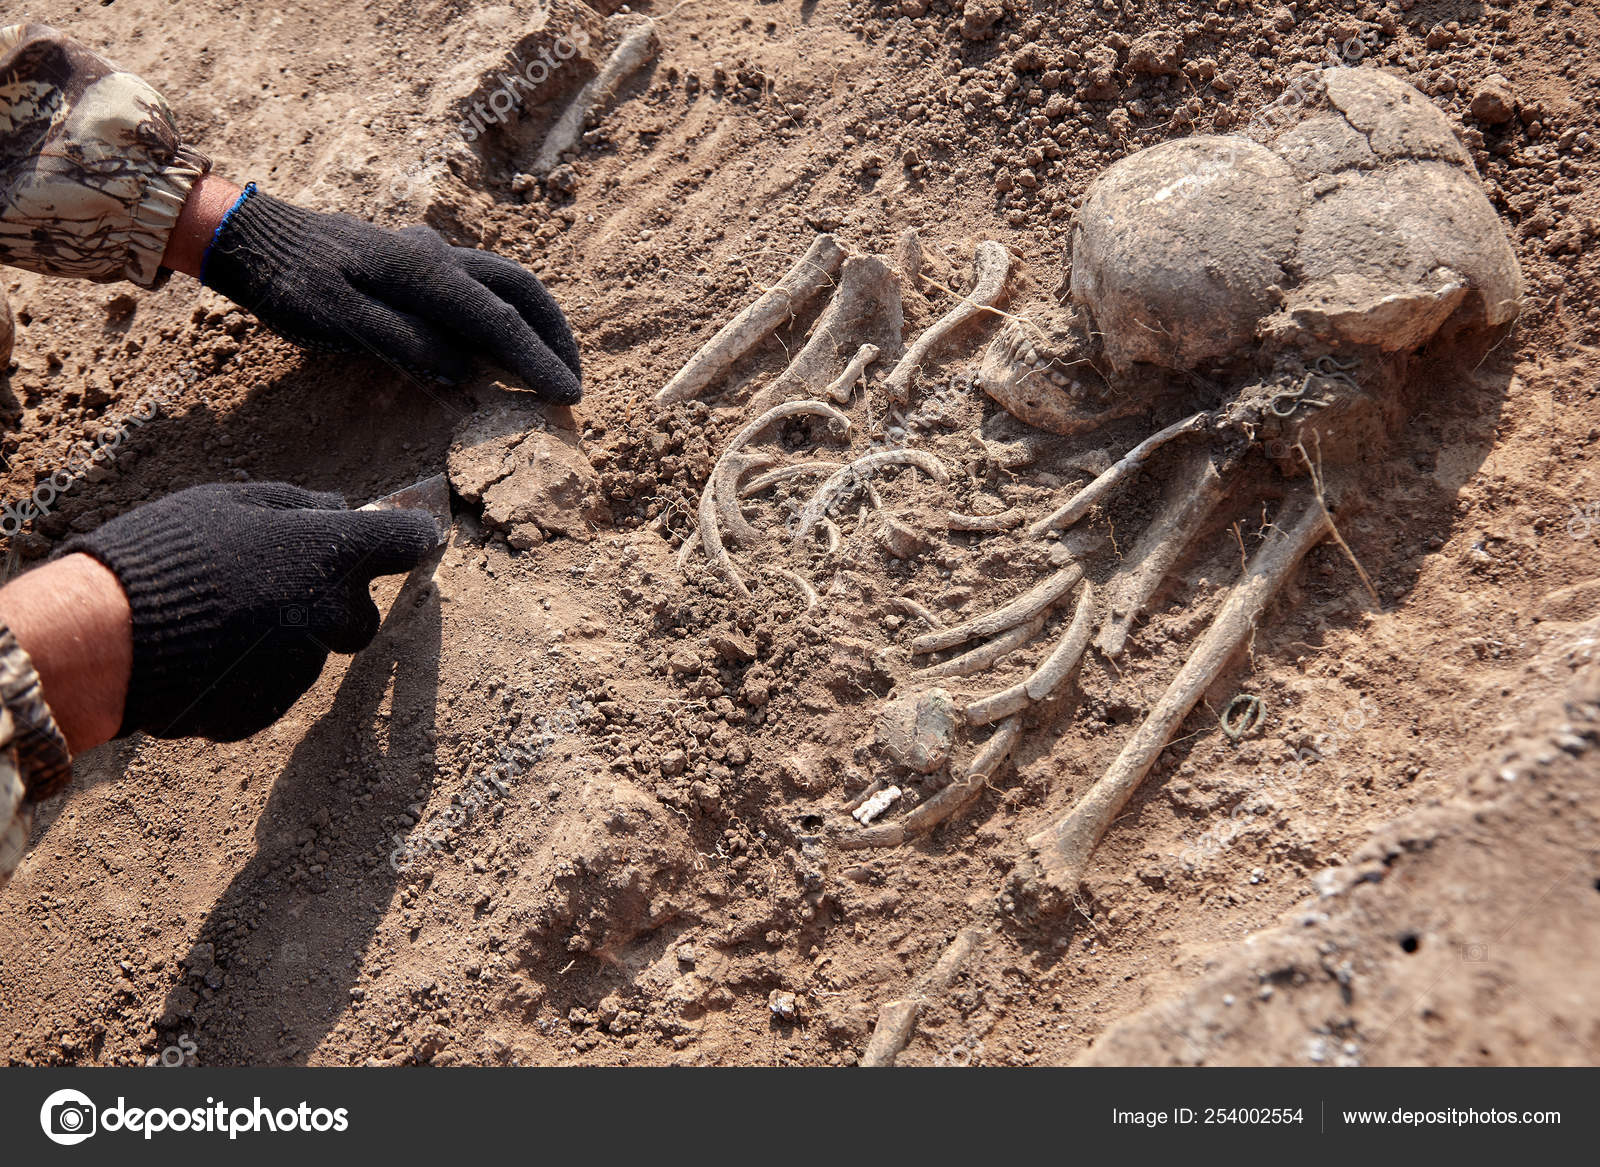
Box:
[793,450,949,543]
[966,581,1096,726]
[1018,496,1331,898]
[655,235,847,404]
[881,241,1011,404]
[533,19,659,174]
[1026,412,1213,538]
[911,564,1082,656]
[860,927,985,1067]
[1096,452,1226,658]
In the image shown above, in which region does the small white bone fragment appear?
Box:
[911,564,1083,656]
[824,343,881,404]
[533,19,659,174]
[1026,411,1212,537]
[794,450,949,543]
[852,785,903,825]
[838,715,1023,851]
[882,240,1011,403]
[656,235,847,404]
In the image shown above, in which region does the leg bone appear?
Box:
[1017,496,1331,899]
[860,928,985,1067]
[1096,452,1226,658]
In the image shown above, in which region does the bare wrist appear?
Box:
[0,554,132,755]
[161,173,246,279]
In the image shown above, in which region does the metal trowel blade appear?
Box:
[359,473,452,546]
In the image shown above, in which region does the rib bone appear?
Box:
[794,450,949,543]
[912,615,1044,681]
[838,715,1023,850]
[911,564,1083,656]
[966,581,1096,726]
[1096,452,1226,658]
[1026,412,1213,538]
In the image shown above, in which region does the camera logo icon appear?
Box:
[40,1088,97,1145]
[279,604,309,628]
[1462,942,1489,962]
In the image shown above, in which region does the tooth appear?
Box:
[1023,344,1040,364]
[1049,371,1069,387]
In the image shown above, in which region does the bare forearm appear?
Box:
[0,555,131,755]
[161,173,245,279]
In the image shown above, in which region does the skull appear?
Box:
[981,68,1524,435]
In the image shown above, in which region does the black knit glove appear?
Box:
[59,483,439,743]
[200,185,582,404]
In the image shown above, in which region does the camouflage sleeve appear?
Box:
[0,624,73,897]
[0,715,31,897]
[0,23,211,287]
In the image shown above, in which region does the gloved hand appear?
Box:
[59,483,439,742]
[199,185,582,403]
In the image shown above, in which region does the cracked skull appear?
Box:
[981,67,1523,437]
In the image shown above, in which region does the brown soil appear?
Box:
[2,0,1598,1067]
